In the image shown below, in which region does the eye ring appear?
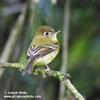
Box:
[43,32,50,36]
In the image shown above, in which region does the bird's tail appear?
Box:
[22,59,35,76]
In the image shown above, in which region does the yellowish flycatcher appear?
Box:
[22,26,60,75]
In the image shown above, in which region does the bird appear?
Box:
[22,26,60,75]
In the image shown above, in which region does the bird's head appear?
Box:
[34,26,60,41]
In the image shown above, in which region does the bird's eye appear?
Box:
[43,32,50,36]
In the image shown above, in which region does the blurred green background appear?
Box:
[0,0,100,100]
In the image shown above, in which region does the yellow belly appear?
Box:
[35,50,58,66]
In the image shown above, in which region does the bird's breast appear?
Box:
[35,49,59,66]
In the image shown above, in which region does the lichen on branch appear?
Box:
[0,62,85,100]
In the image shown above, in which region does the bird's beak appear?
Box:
[54,30,61,35]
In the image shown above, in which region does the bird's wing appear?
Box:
[26,44,58,60]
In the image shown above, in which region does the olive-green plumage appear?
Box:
[22,26,60,75]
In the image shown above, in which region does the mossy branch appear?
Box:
[0,62,85,100]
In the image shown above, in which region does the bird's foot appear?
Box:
[45,64,50,71]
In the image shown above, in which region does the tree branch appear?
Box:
[0,62,85,100]
[59,0,70,99]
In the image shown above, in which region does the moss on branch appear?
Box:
[0,62,85,100]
